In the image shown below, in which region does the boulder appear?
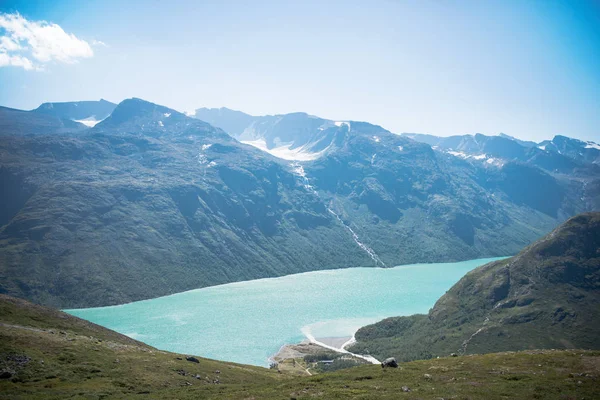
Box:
[0,371,12,379]
[185,356,200,363]
[381,357,398,368]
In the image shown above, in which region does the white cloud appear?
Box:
[0,36,21,51]
[92,39,107,47]
[0,52,34,70]
[0,12,95,71]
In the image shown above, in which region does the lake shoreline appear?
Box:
[271,336,352,361]
[66,257,508,367]
[64,257,511,311]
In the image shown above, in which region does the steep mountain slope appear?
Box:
[303,128,588,264]
[350,212,600,362]
[195,108,595,265]
[1,294,599,400]
[0,99,369,308]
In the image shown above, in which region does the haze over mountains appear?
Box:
[1,99,599,308]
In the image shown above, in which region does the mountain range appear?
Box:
[0,100,598,308]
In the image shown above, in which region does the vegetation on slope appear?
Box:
[350,212,600,362]
[1,294,599,399]
[0,99,370,308]
[0,294,284,399]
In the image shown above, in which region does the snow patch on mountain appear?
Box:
[241,139,328,161]
[290,162,307,178]
[73,117,104,127]
[585,142,600,150]
[447,150,470,159]
[447,150,487,161]
[334,121,351,130]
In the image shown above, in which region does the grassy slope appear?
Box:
[350,212,600,362]
[0,294,284,399]
[1,294,599,399]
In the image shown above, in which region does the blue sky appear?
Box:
[0,0,598,142]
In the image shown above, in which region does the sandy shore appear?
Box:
[271,340,333,361]
[316,336,352,349]
[271,336,353,362]
[272,334,380,366]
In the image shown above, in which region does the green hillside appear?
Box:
[1,294,599,399]
[350,212,600,362]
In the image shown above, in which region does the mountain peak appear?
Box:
[97,98,183,127]
[33,99,116,123]
[93,98,229,141]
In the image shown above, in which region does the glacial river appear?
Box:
[66,257,506,366]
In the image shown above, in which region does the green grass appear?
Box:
[1,294,599,399]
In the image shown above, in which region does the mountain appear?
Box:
[402,132,539,162]
[193,107,357,161]
[0,100,116,136]
[539,135,600,165]
[0,106,87,136]
[349,212,600,362]
[34,99,116,127]
[498,133,538,148]
[403,132,600,173]
[1,98,598,308]
[1,293,599,399]
[192,107,256,137]
[498,133,537,147]
[193,107,597,263]
[0,98,370,308]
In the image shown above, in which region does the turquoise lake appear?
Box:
[66,257,506,367]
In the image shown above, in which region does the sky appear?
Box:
[0,0,598,142]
